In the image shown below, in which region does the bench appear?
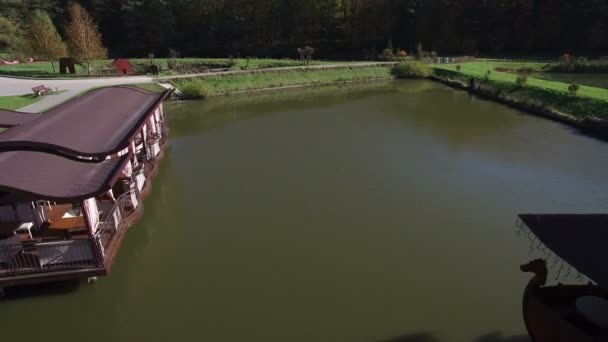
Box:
[32,85,51,96]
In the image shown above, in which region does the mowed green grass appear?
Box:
[0,94,40,110]
[0,58,340,78]
[435,61,608,101]
[0,62,86,77]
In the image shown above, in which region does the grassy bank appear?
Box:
[171,66,392,99]
[435,62,608,101]
[0,94,40,110]
[132,83,167,93]
[391,61,608,135]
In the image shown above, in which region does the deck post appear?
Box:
[81,200,104,267]
[140,130,149,160]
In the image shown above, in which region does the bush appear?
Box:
[179,81,213,99]
[455,65,461,72]
[515,75,528,88]
[383,48,394,61]
[391,61,431,79]
[568,83,580,95]
[484,70,492,81]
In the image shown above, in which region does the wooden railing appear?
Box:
[0,190,143,278]
[95,189,140,253]
[0,238,101,277]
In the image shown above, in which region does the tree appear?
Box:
[64,3,107,75]
[0,16,27,56]
[27,10,67,72]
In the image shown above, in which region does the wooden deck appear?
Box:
[0,203,144,288]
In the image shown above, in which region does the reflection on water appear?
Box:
[2,80,608,342]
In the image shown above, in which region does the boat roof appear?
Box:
[519,214,608,288]
[0,109,40,128]
[0,151,129,203]
[0,86,172,158]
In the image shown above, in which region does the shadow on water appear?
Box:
[475,332,530,342]
[379,332,440,342]
[1,280,81,302]
[377,332,530,342]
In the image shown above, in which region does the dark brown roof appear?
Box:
[0,109,40,128]
[0,86,172,158]
[0,151,129,202]
[519,214,608,289]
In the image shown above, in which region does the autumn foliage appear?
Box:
[64,3,107,75]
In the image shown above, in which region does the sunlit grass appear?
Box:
[172,66,392,99]
[435,61,608,101]
[0,58,344,78]
[0,94,40,110]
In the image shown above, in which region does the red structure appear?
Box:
[112,58,134,75]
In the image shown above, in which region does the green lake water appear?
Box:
[2,80,608,342]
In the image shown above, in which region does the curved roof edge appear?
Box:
[0,86,173,158]
[0,152,130,203]
[519,213,608,289]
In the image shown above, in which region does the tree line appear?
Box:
[1,0,608,60]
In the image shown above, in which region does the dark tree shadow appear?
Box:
[378,332,440,342]
[476,331,530,342]
[377,331,530,342]
[1,281,81,301]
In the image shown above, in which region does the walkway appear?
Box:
[0,75,153,113]
[0,62,393,113]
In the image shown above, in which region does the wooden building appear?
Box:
[0,86,172,290]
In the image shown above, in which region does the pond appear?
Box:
[533,73,608,89]
[2,80,608,342]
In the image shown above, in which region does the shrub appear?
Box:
[568,83,580,95]
[455,65,462,72]
[415,42,423,60]
[179,81,213,99]
[297,46,315,65]
[515,75,528,88]
[383,48,394,61]
[484,70,492,81]
[391,61,431,79]
[398,50,408,59]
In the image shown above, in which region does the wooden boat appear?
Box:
[519,214,608,341]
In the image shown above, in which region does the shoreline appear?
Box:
[190,76,394,97]
[170,65,393,99]
[428,74,608,141]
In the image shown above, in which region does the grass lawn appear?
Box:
[171,66,392,98]
[0,62,87,77]
[0,94,40,110]
[0,58,342,78]
[434,61,608,102]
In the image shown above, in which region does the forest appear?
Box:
[1,0,608,59]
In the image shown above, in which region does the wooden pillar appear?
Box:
[81,200,93,237]
[141,129,148,157]
[82,199,104,266]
